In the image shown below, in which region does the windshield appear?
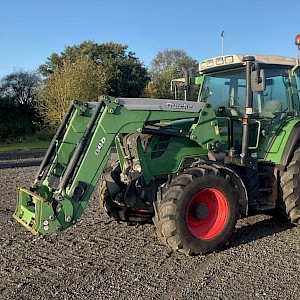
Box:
[200,68,246,109]
[200,66,292,117]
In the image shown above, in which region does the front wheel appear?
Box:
[154,167,239,255]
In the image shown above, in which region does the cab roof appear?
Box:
[199,54,297,73]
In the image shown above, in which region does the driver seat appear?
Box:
[260,100,282,118]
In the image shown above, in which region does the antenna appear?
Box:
[221,31,226,56]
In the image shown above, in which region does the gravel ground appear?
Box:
[1,150,300,300]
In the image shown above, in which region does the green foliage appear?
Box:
[142,82,157,98]
[37,41,149,127]
[149,49,198,99]
[38,41,149,97]
[37,55,106,127]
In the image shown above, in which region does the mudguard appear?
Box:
[261,119,300,170]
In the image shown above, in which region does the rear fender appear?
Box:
[262,119,300,170]
[279,121,300,169]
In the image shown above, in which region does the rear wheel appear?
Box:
[280,148,300,224]
[154,166,239,255]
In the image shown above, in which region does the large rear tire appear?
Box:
[153,166,239,255]
[280,148,300,224]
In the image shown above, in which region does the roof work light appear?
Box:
[295,34,300,50]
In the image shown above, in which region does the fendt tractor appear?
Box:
[14,35,300,256]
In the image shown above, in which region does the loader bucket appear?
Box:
[13,187,59,235]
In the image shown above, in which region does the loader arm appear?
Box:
[14,95,219,235]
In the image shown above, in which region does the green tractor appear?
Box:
[14,35,300,255]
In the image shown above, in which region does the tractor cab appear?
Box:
[197,54,300,160]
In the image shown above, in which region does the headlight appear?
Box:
[207,59,214,67]
[225,55,234,64]
[216,57,224,65]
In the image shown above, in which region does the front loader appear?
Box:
[14,35,300,255]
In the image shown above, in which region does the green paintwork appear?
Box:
[190,103,221,149]
[142,136,207,183]
[190,75,204,86]
[259,118,300,163]
[216,117,230,150]
[14,96,217,235]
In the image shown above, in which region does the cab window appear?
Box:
[253,67,290,117]
[200,68,246,116]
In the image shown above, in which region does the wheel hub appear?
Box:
[194,202,209,220]
[186,188,228,240]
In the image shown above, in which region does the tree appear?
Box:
[38,41,149,98]
[148,49,198,99]
[36,54,107,127]
[142,82,157,98]
[0,70,42,105]
[0,71,42,141]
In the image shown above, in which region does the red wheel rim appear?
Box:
[186,188,228,240]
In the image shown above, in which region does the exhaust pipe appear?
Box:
[182,66,190,101]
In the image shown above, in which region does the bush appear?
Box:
[0,97,42,142]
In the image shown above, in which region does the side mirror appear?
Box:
[251,68,266,92]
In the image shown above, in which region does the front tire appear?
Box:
[98,165,154,223]
[154,167,239,255]
[98,174,121,221]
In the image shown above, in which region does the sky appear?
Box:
[0,0,299,78]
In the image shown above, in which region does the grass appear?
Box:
[0,140,51,152]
